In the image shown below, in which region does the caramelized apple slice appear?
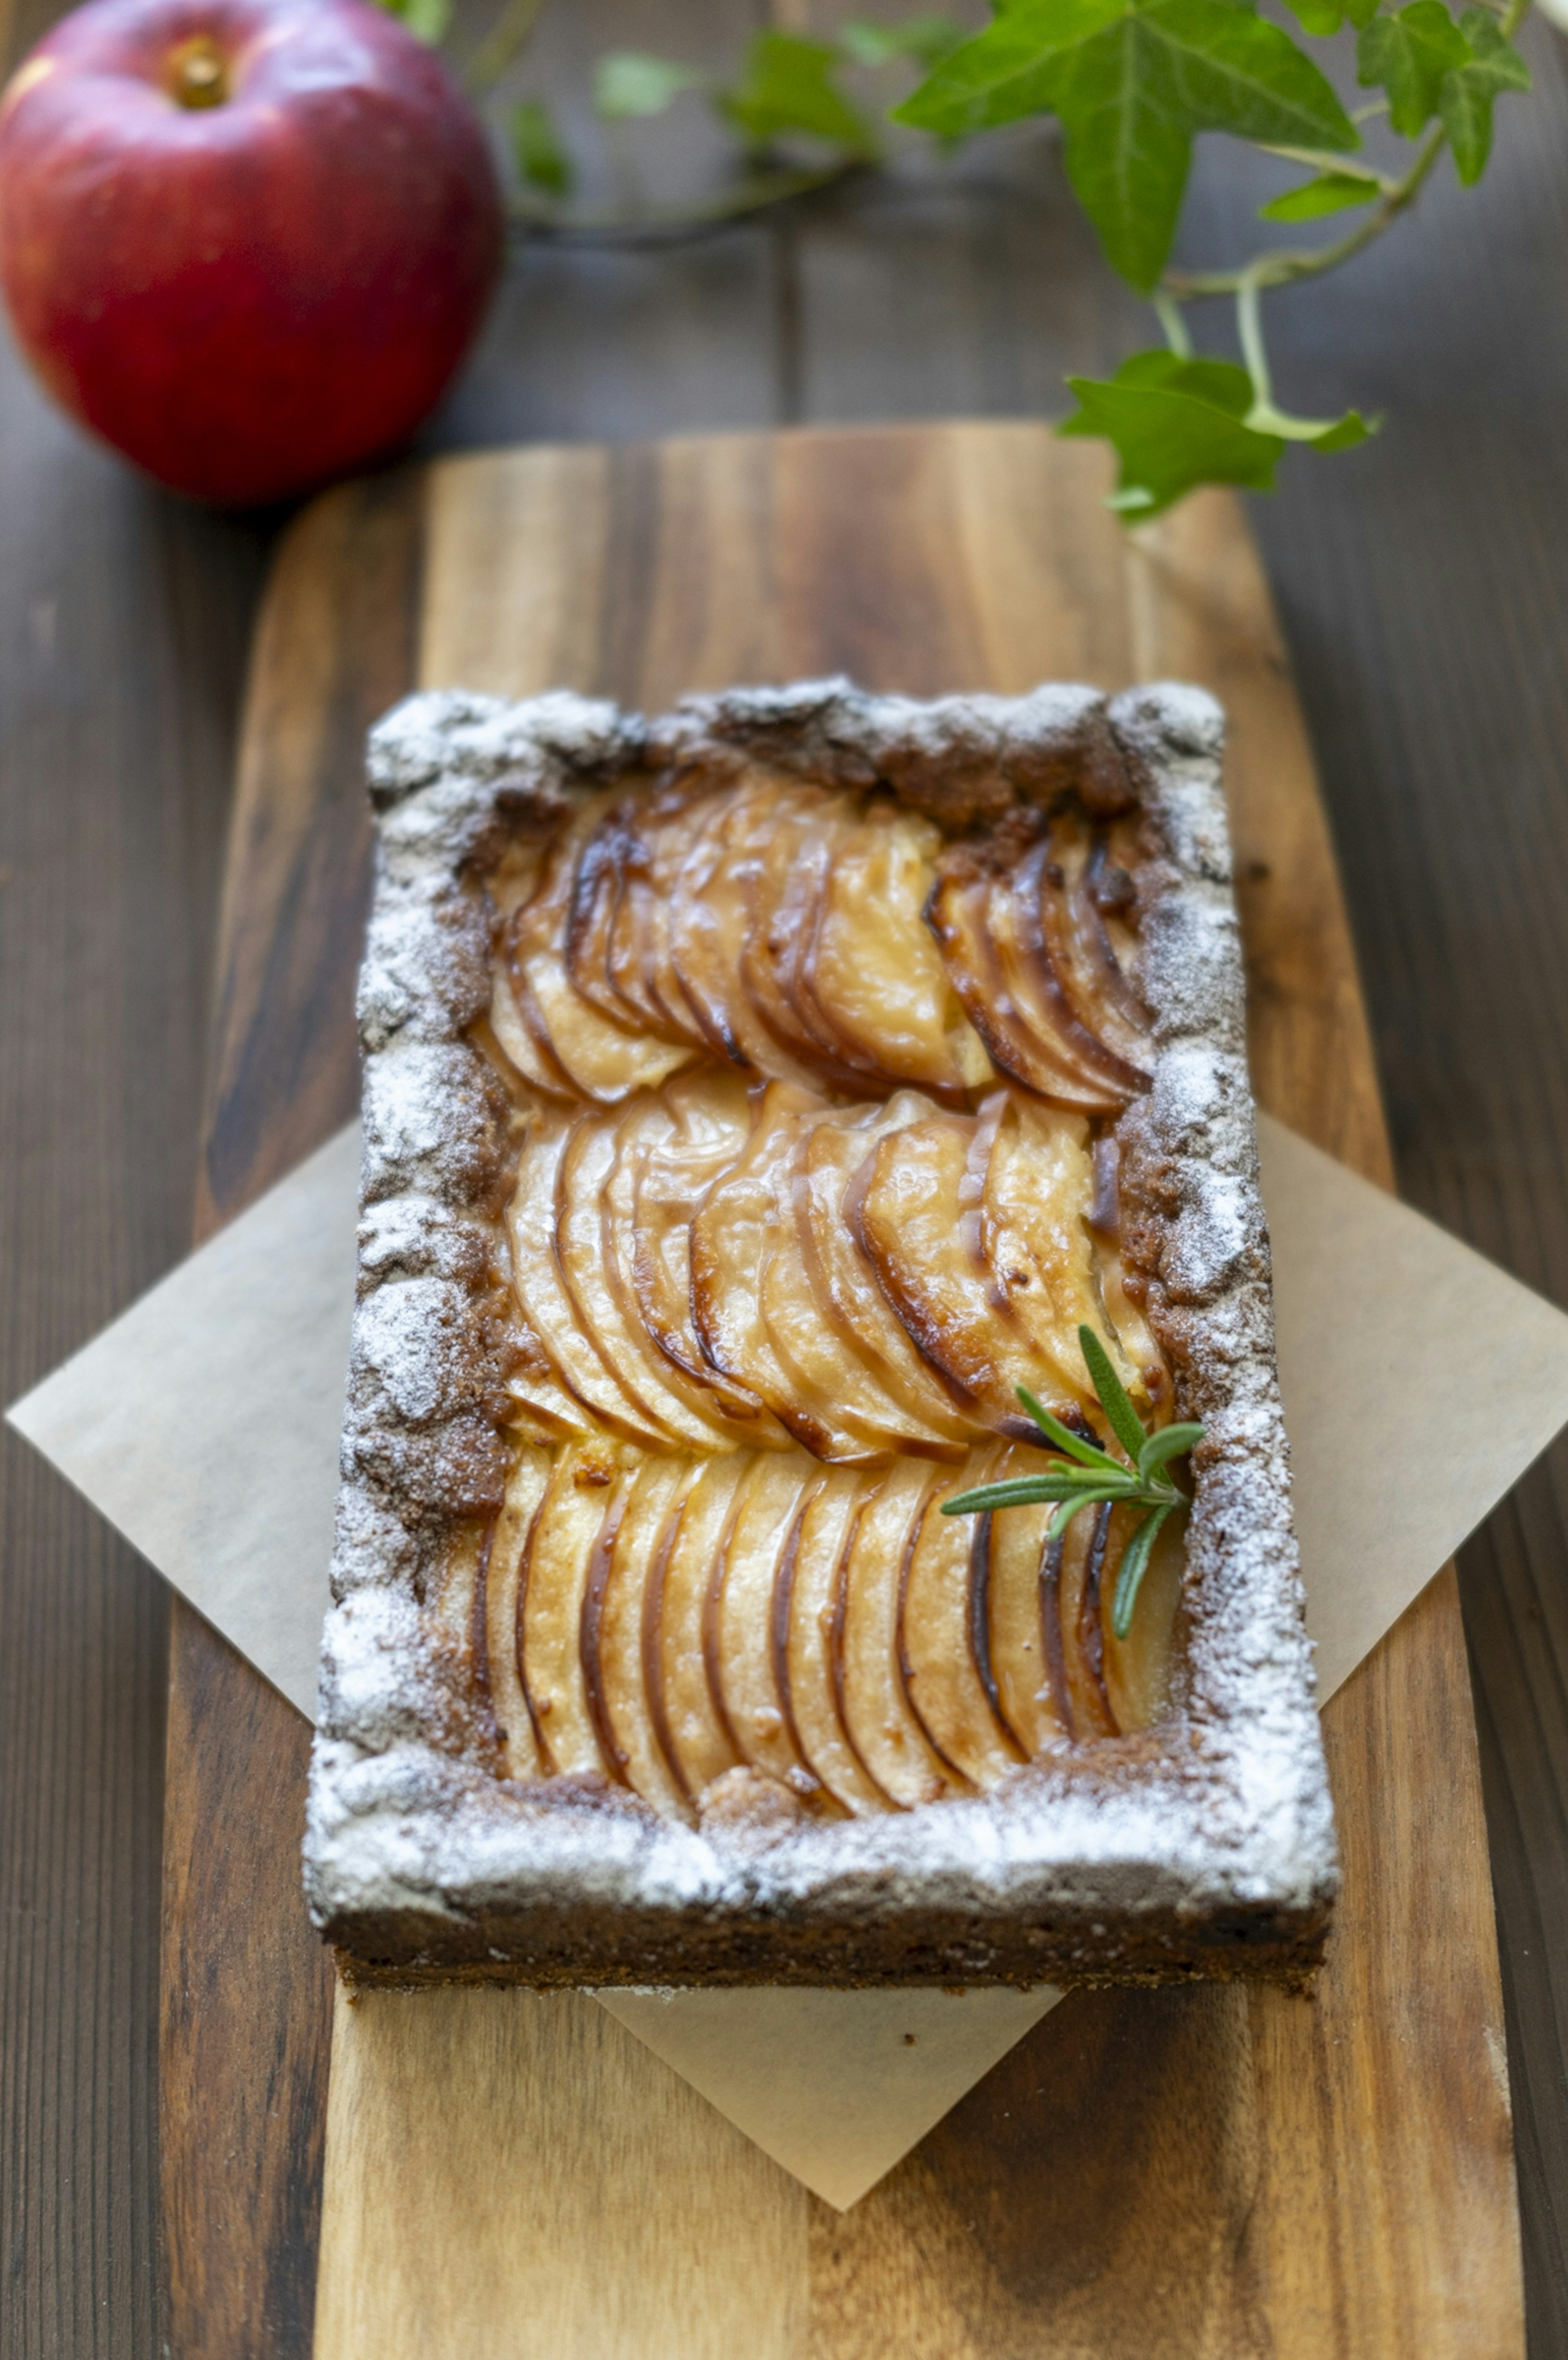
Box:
[588,1454,695,1815]
[569,783,717,1044]
[1054,1500,1119,1739]
[898,1445,1025,1790]
[653,1451,752,1799]
[762,1118,966,1462]
[488,958,573,1100]
[927,866,1117,1113]
[1008,831,1149,1095]
[486,1445,552,1779]
[506,1115,673,1450]
[742,803,890,1097]
[1101,1499,1186,1734]
[691,1080,880,1462]
[837,1459,962,1806]
[802,805,991,1099]
[980,1451,1071,1758]
[668,777,838,1090]
[984,1095,1155,1414]
[710,1452,820,1789]
[556,1106,737,1451]
[793,1103,981,1446]
[503,1314,592,1447]
[781,1468,887,1814]
[509,799,695,1103]
[610,1077,788,1441]
[1043,810,1153,1073]
[523,941,695,1103]
[855,1113,1088,1435]
[519,1438,629,1776]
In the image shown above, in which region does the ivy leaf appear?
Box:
[840,15,964,69]
[1258,165,1382,218]
[1058,351,1287,515]
[718,29,879,156]
[1440,9,1530,185]
[896,0,1356,292]
[1357,0,1468,137]
[512,98,573,198]
[1063,352,1374,513]
[376,0,451,44]
[1278,0,1346,39]
[595,52,707,120]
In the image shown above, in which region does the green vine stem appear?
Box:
[1158,0,1530,412]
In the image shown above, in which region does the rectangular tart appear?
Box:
[304,678,1338,1989]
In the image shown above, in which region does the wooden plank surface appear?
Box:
[189,422,1519,2357]
[7,0,1568,2350]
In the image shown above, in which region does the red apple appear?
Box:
[0,0,503,504]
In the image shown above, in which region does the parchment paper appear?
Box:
[12,1112,1568,2207]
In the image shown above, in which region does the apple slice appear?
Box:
[606,787,726,1048]
[780,1467,887,1814]
[1052,1500,1119,1740]
[762,1105,965,1461]
[1009,830,1149,1095]
[691,1080,882,1462]
[898,1445,1025,1791]
[488,957,573,1100]
[667,775,839,1091]
[600,1086,779,1446]
[1046,810,1153,1071]
[1100,1499,1186,1733]
[485,1445,552,1781]
[651,1450,753,1800]
[506,1114,674,1450]
[509,799,696,1103]
[836,1458,963,1806]
[983,1095,1157,1417]
[793,1102,982,1445]
[926,865,1117,1113]
[625,1077,793,1442]
[586,1453,695,1816]
[853,1111,1087,1434]
[556,1105,739,1451]
[710,1452,821,1790]
[801,804,991,1099]
[518,1437,629,1776]
[979,1451,1072,1757]
[740,803,891,1097]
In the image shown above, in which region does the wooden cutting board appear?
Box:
[164,423,1523,2359]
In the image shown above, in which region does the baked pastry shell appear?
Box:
[305,678,1339,1990]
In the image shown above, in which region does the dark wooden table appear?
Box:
[4,3,1568,2353]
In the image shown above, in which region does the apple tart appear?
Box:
[305,678,1338,1989]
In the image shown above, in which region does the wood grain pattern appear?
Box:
[298,424,1518,2356]
[160,472,424,2360]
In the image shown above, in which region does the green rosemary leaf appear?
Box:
[1112,1502,1173,1639]
[1137,1421,1205,1478]
[1077,1324,1148,1465]
[940,1472,1135,1515]
[1049,1487,1133,1541]
[1015,1385,1118,1469]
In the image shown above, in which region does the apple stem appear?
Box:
[170,38,228,109]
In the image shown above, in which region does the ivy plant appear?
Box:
[377,0,1531,518]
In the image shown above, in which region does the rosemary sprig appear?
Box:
[940,1325,1204,1640]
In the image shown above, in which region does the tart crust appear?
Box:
[305,678,1338,1990]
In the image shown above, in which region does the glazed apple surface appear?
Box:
[443,758,1186,1823]
[0,0,501,504]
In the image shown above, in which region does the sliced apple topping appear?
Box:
[518,1438,631,1777]
[466,763,1186,1822]
[690,1080,885,1462]
[835,1458,962,1807]
[898,1445,1026,1791]
[780,1467,888,1815]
